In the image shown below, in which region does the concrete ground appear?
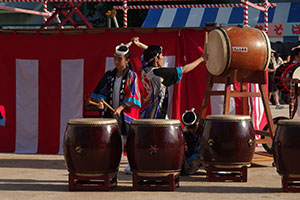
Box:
[0,104,299,200]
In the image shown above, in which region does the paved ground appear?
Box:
[0,104,299,200]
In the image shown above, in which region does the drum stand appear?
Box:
[132,173,179,191]
[68,172,117,191]
[199,70,275,181]
[206,165,247,182]
[282,175,300,192]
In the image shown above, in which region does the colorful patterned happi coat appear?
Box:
[91,67,141,123]
[140,65,182,119]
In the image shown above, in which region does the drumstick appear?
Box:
[87,99,116,113]
[204,31,208,54]
[100,99,116,112]
[125,41,132,47]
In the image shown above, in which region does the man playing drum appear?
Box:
[181,108,203,175]
[90,42,142,174]
[90,43,141,134]
[131,37,208,119]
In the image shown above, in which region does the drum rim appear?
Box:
[69,170,118,176]
[206,28,231,76]
[259,29,271,71]
[131,119,181,125]
[291,66,300,87]
[201,161,251,168]
[292,66,300,79]
[68,118,118,125]
[217,27,231,76]
[278,119,300,125]
[277,171,300,177]
[205,114,251,120]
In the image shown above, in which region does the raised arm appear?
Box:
[181,53,208,73]
[131,37,148,50]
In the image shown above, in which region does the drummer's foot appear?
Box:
[276,105,284,109]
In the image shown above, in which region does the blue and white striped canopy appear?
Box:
[143,2,300,28]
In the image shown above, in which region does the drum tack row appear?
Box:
[63,116,300,192]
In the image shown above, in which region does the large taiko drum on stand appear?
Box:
[63,118,122,175]
[273,120,300,176]
[205,25,271,78]
[201,115,256,167]
[127,119,185,175]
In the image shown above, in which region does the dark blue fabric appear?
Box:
[258,7,275,23]
[184,130,201,158]
[142,9,163,27]
[171,8,190,27]
[283,36,299,42]
[228,7,244,24]
[200,8,218,27]
[288,2,300,23]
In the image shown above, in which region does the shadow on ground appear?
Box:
[0,159,66,170]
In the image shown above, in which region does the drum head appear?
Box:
[131,119,181,126]
[260,30,271,70]
[68,118,117,125]
[205,29,230,76]
[278,119,300,126]
[206,114,251,121]
[292,66,300,85]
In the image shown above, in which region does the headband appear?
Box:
[115,43,129,56]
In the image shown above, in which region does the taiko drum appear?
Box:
[274,64,300,94]
[273,120,300,175]
[205,25,271,78]
[63,118,122,175]
[127,119,185,174]
[201,115,256,167]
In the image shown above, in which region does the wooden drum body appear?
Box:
[206,25,271,79]
[127,119,185,175]
[273,120,300,176]
[63,118,122,175]
[201,115,256,167]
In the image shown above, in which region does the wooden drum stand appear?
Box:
[199,69,275,181]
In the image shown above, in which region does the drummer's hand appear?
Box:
[184,143,188,152]
[131,37,140,45]
[113,104,126,117]
[202,53,208,62]
[97,101,104,110]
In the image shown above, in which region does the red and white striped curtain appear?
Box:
[0,29,266,154]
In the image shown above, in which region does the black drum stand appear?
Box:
[68,172,118,191]
[282,175,300,192]
[206,165,248,182]
[132,173,179,191]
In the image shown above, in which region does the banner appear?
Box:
[0,29,266,154]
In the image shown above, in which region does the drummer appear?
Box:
[268,49,283,109]
[181,109,203,175]
[90,42,141,138]
[289,46,300,117]
[131,37,208,119]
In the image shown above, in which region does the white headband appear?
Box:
[115,43,129,56]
